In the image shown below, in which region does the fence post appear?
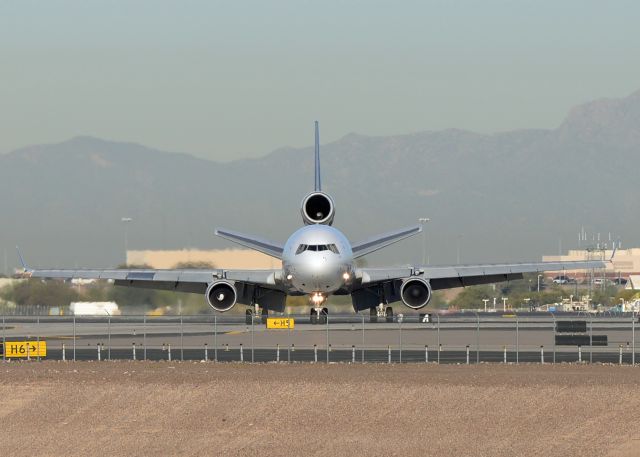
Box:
[632,313,636,366]
[314,344,317,363]
[73,316,76,362]
[361,315,365,363]
[551,312,556,364]
[540,345,544,364]
[425,345,428,363]
[466,345,469,364]
[503,345,507,364]
[436,314,440,363]
[251,311,255,363]
[97,343,101,361]
[180,314,184,361]
[168,343,172,361]
[276,344,280,362]
[515,315,519,364]
[132,343,136,361]
[398,318,403,363]
[62,343,66,361]
[352,345,355,363]
[214,315,218,362]
[619,344,623,365]
[2,315,5,362]
[476,312,480,363]
[240,343,244,362]
[387,345,391,364]
[589,315,593,364]
[107,315,111,361]
[37,317,40,361]
[26,340,30,361]
[578,345,582,363]
[326,313,330,363]
[205,343,208,361]
[143,314,147,361]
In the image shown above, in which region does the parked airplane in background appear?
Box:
[21,122,607,323]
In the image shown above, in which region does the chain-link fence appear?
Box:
[1,312,638,364]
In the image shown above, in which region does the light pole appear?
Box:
[121,217,133,265]
[502,297,508,312]
[537,274,542,293]
[418,217,430,265]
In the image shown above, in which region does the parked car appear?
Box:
[552,275,576,285]
[593,278,614,287]
[612,277,628,286]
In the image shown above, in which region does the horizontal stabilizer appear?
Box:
[351,225,422,259]
[215,228,284,259]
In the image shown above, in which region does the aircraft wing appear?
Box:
[26,267,283,294]
[356,259,607,290]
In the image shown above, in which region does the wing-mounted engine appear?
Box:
[400,277,432,309]
[301,192,335,226]
[206,280,237,312]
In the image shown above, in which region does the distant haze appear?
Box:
[1,89,639,271]
[1,1,640,160]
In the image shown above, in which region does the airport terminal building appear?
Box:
[542,247,640,278]
[126,249,282,270]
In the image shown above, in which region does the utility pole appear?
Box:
[121,217,133,265]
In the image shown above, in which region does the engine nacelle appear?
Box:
[400,278,432,310]
[301,192,335,226]
[206,281,237,312]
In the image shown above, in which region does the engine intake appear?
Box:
[301,192,335,225]
[400,278,432,309]
[206,281,237,312]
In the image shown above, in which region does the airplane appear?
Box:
[20,122,607,323]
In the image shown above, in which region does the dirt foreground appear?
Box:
[0,362,639,457]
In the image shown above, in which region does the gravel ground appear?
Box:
[0,362,639,457]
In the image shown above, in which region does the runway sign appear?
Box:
[2,341,47,358]
[266,318,295,329]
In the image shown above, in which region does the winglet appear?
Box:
[16,246,31,272]
[314,121,321,192]
[610,240,618,262]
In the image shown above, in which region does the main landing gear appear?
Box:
[245,304,269,324]
[369,303,394,323]
[310,307,328,325]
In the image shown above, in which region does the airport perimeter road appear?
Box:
[0,363,638,457]
[2,314,638,364]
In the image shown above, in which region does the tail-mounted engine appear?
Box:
[301,192,335,226]
[206,281,237,312]
[400,278,432,309]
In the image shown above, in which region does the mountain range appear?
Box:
[2,89,639,271]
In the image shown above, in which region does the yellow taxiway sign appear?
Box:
[2,341,47,358]
[266,318,295,329]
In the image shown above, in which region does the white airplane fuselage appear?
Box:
[282,225,354,297]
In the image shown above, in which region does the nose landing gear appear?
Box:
[369,303,394,323]
[310,307,328,325]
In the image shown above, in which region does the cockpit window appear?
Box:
[295,243,340,255]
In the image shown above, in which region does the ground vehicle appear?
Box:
[552,275,576,285]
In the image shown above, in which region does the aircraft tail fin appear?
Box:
[215,228,284,260]
[314,121,321,192]
[16,246,32,272]
[351,225,422,259]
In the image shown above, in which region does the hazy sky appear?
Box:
[2,0,639,161]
